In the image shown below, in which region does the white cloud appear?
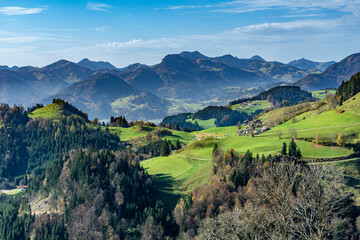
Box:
[164,5,213,10]
[0,6,46,15]
[86,2,111,11]
[165,0,360,15]
[96,39,143,48]
[93,18,343,51]
[232,19,340,32]
[0,36,42,43]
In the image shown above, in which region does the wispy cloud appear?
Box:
[164,0,360,15]
[232,19,339,32]
[164,5,213,10]
[0,36,42,43]
[86,2,111,11]
[92,18,344,52]
[0,6,46,15]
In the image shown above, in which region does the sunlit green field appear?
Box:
[141,155,212,210]
[0,189,21,195]
[311,90,336,100]
[106,125,196,144]
[28,103,63,119]
[231,100,272,115]
[141,134,351,210]
[261,110,360,140]
[107,125,155,141]
[186,118,216,129]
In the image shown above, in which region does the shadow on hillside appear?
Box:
[153,173,180,212]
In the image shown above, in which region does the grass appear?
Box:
[106,125,155,141]
[198,126,237,134]
[342,92,360,115]
[261,102,316,123]
[141,133,351,210]
[162,130,196,145]
[260,92,360,141]
[231,100,272,115]
[141,155,212,210]
[111,95,147,111]
[0,189,21,195]
[186,118,216,129]
[28,104,63,119]
[311,90,337,100]
[178,135,350,160]
[261,110,360,140]
[105,125,196,144]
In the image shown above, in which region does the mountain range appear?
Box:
[1,51,359,120]
[288,58,336,71]
[295,53,360,90]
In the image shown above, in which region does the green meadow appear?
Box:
[231,100,272,115]
[28,103,63,119]
[311,90,337,100]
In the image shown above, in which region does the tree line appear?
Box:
[336,71,360,104]
[230,86,316,107]
[0,104,120,184]
[173,142,357,239]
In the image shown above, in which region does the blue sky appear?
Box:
[0,0,359,67]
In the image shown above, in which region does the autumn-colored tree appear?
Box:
[337,132,344,146]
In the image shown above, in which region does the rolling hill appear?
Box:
[47,73,170,120]
[0,70,41,104]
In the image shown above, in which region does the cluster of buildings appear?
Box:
[239,101,258,107]
[237,119,270,136]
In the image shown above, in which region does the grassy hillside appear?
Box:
[28,102,88,120]
[28,103,63,119]
[231,100,272,115]
[311,90,336,100]
[178,135,350,160]
[161,130,196,144]
[141,155,211,209]
[198,125,237,134]
[342,93,360,115]
[141,133,351,209]
[106,125,195,143]
[259,92,360,141]
[186,118,216,129]
[107,125,155,141]
[261,101,360,141]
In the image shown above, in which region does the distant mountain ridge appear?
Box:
[48,73,170,120]
[77,58,118,70]
[288,58,336,71]
[1,50,354,121]
[0,65,19,71]
[295,52,360,90]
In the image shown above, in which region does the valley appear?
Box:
[2,1,360,238]
[0,69,359,239]
[2,51,360,122]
